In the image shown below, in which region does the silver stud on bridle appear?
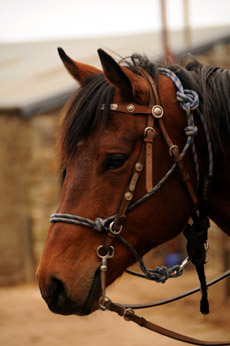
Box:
[152,105,163,118]
[126,104,135,112]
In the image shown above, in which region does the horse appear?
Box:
[37,48,230,323]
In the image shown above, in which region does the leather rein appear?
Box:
[50,68,230,345]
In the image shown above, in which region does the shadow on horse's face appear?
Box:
[37,49,195,315]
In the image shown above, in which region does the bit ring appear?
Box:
[99,295,111,310]
[97,245,115,259]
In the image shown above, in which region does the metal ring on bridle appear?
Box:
[97,245,115,259]
[169,145,179,157]
[109,221,122,235]
[99,295,111,310]
[123,308,135,321]
[144,127,156,138]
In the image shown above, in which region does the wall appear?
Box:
[0,111,60,285]
[196,42,230,68]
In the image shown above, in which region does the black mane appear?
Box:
[58,54,230,168]
[176,59,230,152]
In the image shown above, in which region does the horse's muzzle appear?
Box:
[39,269,101,316]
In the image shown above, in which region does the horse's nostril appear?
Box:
[40,276,77,315]
[48,277,66,307]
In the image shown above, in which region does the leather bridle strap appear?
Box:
[138,67,198,203]
[104,299,230,346]
[140,67,198,204]
[106,143,146,237]
[137,67,157,193]
[106,69,198,204]
[158,117,198,205]
[105,69,158,234]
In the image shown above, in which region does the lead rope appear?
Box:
[104,298,230,346]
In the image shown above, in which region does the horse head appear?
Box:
[37,49,211,316]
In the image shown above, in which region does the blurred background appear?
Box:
[0,1,230,345]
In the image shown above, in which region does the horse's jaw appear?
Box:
[79,267,102,315]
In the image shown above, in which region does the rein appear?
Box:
[50,67,230,345]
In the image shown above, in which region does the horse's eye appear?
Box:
[103,154,127,170]
[61,169,67,185]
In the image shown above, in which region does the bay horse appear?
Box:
[37,48,230,326]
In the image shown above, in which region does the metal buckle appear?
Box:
[169,145,179,157]
[123,308,135,321]
[144,127,156,138]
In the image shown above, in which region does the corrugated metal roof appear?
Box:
[1,26,229,116]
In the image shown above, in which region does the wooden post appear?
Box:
[160,0,175,63]
[183,0,191,50]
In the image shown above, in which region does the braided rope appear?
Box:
[50,213,113,232]
[126,265,183,283]
[159,68,200,184]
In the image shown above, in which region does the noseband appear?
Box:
[49,68,230,345]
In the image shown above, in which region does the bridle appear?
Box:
[50,67,230,345]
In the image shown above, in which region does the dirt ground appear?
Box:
[0,265,229,346]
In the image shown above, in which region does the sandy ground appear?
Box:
[0,265,229,346]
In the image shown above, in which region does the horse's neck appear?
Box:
[209,151,230,236]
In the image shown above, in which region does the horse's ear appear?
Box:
[97,49,134,100]
[58,47,101,85]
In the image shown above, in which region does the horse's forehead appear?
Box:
[74,115,142,159]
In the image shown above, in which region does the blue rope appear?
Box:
[50,213,113,232]
[126,265,184,283]
[159,68,200,184]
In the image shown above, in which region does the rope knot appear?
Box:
[185,126,198,136]
[151,266,169,283]
[94,217,105,232]
[176,89,199,112]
